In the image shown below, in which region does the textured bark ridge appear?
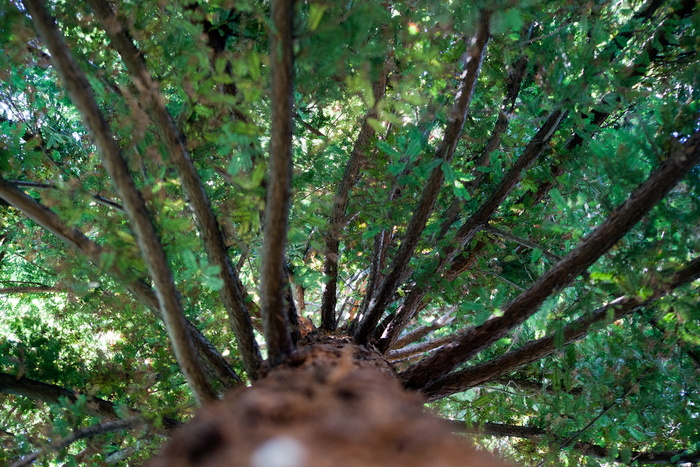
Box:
[148,335,510,467]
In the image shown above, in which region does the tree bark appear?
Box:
[260,0,295,366]
[147,336,512,467]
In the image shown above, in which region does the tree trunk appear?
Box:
[147,335,511,467]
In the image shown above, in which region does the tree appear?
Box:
[0,0,698,464]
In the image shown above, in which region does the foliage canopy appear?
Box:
[0,0,699,465]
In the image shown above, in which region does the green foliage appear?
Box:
[1,0,698,464]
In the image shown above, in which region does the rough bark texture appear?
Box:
[148,336,512,467]
[260,0,295,365]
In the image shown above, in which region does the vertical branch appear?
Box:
[354,10,492,344]
[86,0,263,379]
[22,0,216,404]
[261,0,295,365]
[320,58,391,331]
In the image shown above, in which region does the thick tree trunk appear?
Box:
[148,335,511,467]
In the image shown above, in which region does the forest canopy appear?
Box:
[0,0,699,465]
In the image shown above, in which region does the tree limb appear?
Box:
[422,256,700,400]
[355,10,491,344]
[390,308,456,350]
[0,372,180,435]
[378,109,566,352]
[481,225,562,262]
[0,286,62,294]
[401,130,700,390]
[23,0,216,404]
[9,416,145,467]
[448,420,700,464]
[260,0,295,365]
[0,178,240,391]
[86,0,263,380]
[321,55,391,331]
[8,180,124,212]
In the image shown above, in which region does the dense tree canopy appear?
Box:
[0,0,698,465]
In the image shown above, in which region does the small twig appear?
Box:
[9,180,124,212]
[10,417,144,467]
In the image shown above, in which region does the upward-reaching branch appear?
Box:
[354,11,492,344]
[86,0,263,379]
[261,0,295,366]
[401,129,700,390]
[378,109,566,352]
[320,57,391,331]
[22,0,216,404]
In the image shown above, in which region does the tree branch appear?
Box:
[86,0,263,380]
[8,180,124,212]
[386,334,456,362]
[378,109,566,352]
[260,0,295,365]
[355,10,491,344]
[0,286,62,294]
[448,420,700,464]
[23,0,216,404]
[9,416,145,467]
[390,308,456,350]
[481,225,562,262]
[0,372,180,435]
[401,130,700,390]
[0,178,241,391]
[422,256,700,400]
[321,55,391,331]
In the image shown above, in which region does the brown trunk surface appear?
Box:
[148,335,511,467]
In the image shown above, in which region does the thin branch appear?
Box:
[9,180,124,212]
[9,416,144,467]
[401,130,700,390]
[354,10,492,344]
[260,0,295,365]
[0,178,241,390]
[321,54,391,331]
[387,335,455,362]
[23,0,216,404]
[0,371,180,435]
[378,109,566,352]
[0,286,62,294]
[422,256,700,400]
[532,387,632,467]
[482,225,562,262]
[436,37,532,240]
[448,420,700,464]
[390,308,456,350]
[86,0,262,379]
